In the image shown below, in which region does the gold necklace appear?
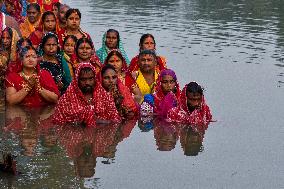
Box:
[21,70,34,81]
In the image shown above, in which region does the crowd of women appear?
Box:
[0,0,212,128]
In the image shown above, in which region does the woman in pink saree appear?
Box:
[140,69,181,118]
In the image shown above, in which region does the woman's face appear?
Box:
[22,49,38,69]
[141,36,155,50]
[105,31,118,49]
[66,12,80,30]
[5,2,15,14]
[102,69,117,91]
[63,37,76,56]
[43,37,58,56]
[161,75,176,94]
[77,42,92,61]
[107,54,123,72]
[187,92,202,108]
[52,5,59,17]
[1,30,12,49]
[43,15,56,32]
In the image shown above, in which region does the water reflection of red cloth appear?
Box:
[53,63,121,127]
[56,125,94,158]
[5,70,59,107]
[167,85,212,125]
[92,124,119,157]
[120,119,137,139]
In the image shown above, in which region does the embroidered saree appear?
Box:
[5,70,59,107]
[52,63,121,127]
[167,85,212,125]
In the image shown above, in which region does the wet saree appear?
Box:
[5,70,59,107]
[167,85,212,125]
[52,63,121,127]
[135,69,158,96]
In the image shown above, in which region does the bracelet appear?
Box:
[38,87,43,94]
[23,84,32,92]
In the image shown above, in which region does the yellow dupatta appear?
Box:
[20,18,40,38]
[136,69,158,97]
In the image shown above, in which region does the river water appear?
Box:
[0,0,284,188]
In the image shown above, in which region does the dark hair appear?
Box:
[16,38,32,52]
[63,35,77,46]
[65,8,81,20]
[75,38,94,57]
[41,11,56,23]
[1,27,13,39]
[39,32,60,54]
[27,3,41,12]
[53,2,61,10]
[105,50,124,64]
[19,46,37,60]
[186,82,203,96]
[80,67,94,75]
[138,49,157,60]
[106,29,119,47]
[101,64,116,77]
[139,33,156,51]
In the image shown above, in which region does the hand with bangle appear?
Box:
[23,82,32,92]
[34,76,43,93]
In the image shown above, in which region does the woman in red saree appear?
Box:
[29,11,59,49]
[57,8,90,47]
[71,37,102,74]
[100,64,138,119]
[52,63,121,127]
[5,46,59,107]
[128,33,166,73]
[167,82,212,126]
[6,37,33,75]
[2,0,25,23]
[104,49,142,103]
[37,0,60,12]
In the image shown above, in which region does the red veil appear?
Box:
[52,63,121,127]
[167,84,212,126]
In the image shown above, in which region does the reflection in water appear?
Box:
[1,105,81,188]
[153,119,178,151]
[179,125,207,156]
[0,103,137,187]
[56,119,137,179]
[140,117,209,155]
